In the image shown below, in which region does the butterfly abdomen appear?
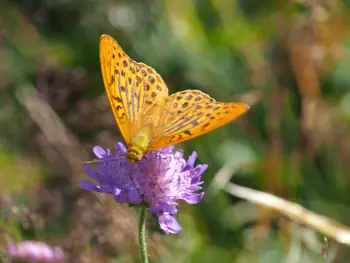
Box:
[126,127,152,162]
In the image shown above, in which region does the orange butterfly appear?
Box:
[100,34,249,163]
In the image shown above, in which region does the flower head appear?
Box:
[80,142,207,234]
[7,241,64,262]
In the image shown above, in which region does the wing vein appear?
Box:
[164,106,197,132]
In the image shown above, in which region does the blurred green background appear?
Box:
[0,0,349,262]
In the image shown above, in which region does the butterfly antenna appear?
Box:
[84,154,128,165]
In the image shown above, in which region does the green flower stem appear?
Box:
[138,207,149,263]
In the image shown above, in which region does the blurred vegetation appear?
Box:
[0,0,350,262]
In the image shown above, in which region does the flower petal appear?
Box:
[93,146,107,158]
[182,192,204,204]
[7,241,64,262]
[158,214,182,234]
[83,164,102,181]
[80,180,101,192]
[80,180,113,194]
[128,188,142,204]
[115,142,127,154]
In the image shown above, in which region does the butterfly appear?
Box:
[100,34,250,163]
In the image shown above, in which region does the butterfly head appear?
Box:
[126,148,144,163]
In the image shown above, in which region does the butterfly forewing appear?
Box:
[147,90,250,151]
[100,35,168,144]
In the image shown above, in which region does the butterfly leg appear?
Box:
[84,153,127,165]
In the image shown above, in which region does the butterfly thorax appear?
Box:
[126,127,151,163]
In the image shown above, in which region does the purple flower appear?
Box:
[7,241,64,262]
[80,142,207,234]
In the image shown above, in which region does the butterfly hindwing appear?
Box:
[147,90,250,151]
